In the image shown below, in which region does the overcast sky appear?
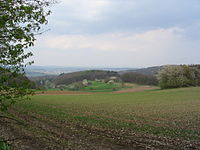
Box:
[30,0,200,67]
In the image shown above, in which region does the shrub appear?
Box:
[0,141,10,150]
[157,65,200,89]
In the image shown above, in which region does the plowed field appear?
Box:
[1,87,200,149]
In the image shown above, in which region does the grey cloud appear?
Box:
[47,0,200,35]
[31,0,200,67]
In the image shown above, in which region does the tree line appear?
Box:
[120,72,158,85]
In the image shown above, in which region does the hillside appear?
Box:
[25,66,136,77]
[120,66,165,75]
[30,68,160,88]
[120,72,158,85]
[118,66,163,85]
[122,65,200,75]
[54,70,119,86]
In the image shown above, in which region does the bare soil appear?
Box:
[1,107,199,150]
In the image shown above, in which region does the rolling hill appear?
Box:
[54,70,119,86]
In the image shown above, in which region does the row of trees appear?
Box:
[121,72,158,85]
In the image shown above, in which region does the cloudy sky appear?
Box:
[30,0,200,67]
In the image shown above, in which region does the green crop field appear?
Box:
[2,87,200,149]
[81,81,122,92]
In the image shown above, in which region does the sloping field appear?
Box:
[1,87,200,149]
[36,84,156,95]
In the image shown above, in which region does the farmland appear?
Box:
[78,81,122,92]
[65,81,123,92]
[1,87,200,149]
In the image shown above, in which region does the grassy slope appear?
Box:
[81,81,121,92]
[15,87,200,140]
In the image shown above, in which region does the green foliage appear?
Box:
[190,65,200,86]
[121,72,158,85]
[157,65,200,89]
[0,0,52,68]
[0,141,10,150]
[0,0,53,111]
[82,81,121,91]
[66,81,121,92]
[0,68,36,111]
[69,82,85,91]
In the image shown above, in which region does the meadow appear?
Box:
[80,81,122,92]
[2,87,200,149]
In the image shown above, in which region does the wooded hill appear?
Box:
[28,65,200,89]
[30,69,159,89]
[54,70,119,85]
[119,66,165,75]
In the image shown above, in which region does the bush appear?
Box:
[157,65,200,89]
[0,141,10,150]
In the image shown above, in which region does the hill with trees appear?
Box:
[120,72,158,85]
[120,66,165,75]
[29,65,200,90]
[54,70,119,86]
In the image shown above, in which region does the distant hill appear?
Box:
[25,66,136,77]
[29,67,163,87]
[29,75,56,82]
[120,66,165,75]
[26,71,52,77]
[30,65,200,88]
[123,65,200,75]
[54,70,119,86]
[118,66,166,86]
[29,70,120,88]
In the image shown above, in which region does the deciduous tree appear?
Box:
[0,0,54,111]
[157,65,200,89]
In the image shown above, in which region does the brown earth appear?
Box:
[1,107,199,150]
